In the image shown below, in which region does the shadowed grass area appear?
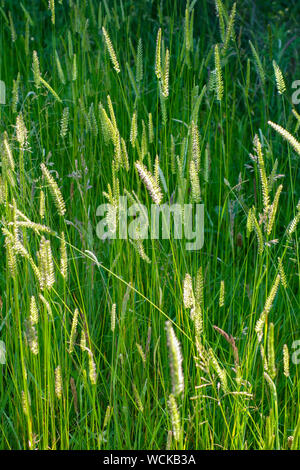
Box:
[0,0,299,450]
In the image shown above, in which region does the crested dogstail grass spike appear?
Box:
[60,232,68,279]
[8,11,16,42]
[60,107,70,138]
[21,391,29,417]
[37,237,55,290]
[3,137,15,172]
[135,160,163,205]
[264,372,277,401]
[112,162,120,203]
[183,273,195,309]
[4,237,17,278]
[208,69,216,93]
[272,60,286,95]
[130,238,151,264]
[103,188,118,235]
[162,48,170,98]
[292,108,300,132]
[103,405,113,429]
[99,103,116,144]
[136,38,143,83]
[80,329,86,351]
[191,121,200,170]
[25,19,30,56]
[0,174,8,203]
[130,111,137,148]
[283,344,289,378]
[12,73,20,113]
[72,53,77,81]
[111,303,116,332]
[190,303,203,337]
[102,27,120,73]
[264,274,281,315]
[278,257,287,289]
[214,44,223,102]
[268,120,300,156]
[25,318,39,355]
[219,280,225,307]
[189,159,201,203]
[195,267,204,308]
[148,112,154,144]
[168,394,181,442]
[132,383,144,413]
[245,58,251,99]
[41,163,66,216]
[255,273,281,342]
[260,344,268,372]
[246,207,254,237]
[165,320,184,396]
[203,144,210,183]
[255,311,266,344]
[30,296,39,325]
[16,113,28,149]
[253,134,269,211]
[39,76,62,103]
[39,190,45,220]
[159,82,167,125]
[222,2,236,55]
[14,219,52,235]
[69,308,79,354]
[87,349,97,385]
[114,139,121,172]
[136,343,146,365]
[55,366,62,399]
[215,0,225,42]
[287,200,300,236]
[48,0,55,25]
[184,6,191,52]
[155,28,162,79]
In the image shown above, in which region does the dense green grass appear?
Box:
[0,0,300,450]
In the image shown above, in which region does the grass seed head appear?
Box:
[165,321,184,396]
[55,366,63,399]
[168,394,181,442]
[102,27,120,73]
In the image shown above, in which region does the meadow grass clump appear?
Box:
[0,0,299,451]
